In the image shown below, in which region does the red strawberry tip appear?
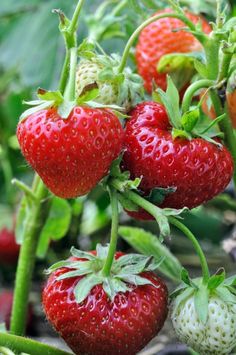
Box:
[46,244,164,303]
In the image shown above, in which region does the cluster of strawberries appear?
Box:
[14,7,236,355]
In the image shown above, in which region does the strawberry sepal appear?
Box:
[46,244,164,302]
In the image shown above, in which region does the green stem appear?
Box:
[59,50,70,93]
[181,79,214,113]
[204,37,220,80]
[64,47,77,101]
[210,90,236,188]
[169,217,210,283]
[218,49,233,82]
[0,333,72,355]
[10,177,50,336]
[111,0,127,16]
[68,0,85,35]
[102,188,119,277]
[58,0,85,93]
[118,12,197,73]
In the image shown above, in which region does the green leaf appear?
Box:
[0,0,77,88]
[181,108,200,132]
[118,194,139,212]
[70,247,97,260]
[224,275,236,287]
[216,286,236,304]
[118,226,182,282]
[19,100,54,122]
[172,287,194,315]
[96,243,110,260]
[172,128,191,140]
[56,262,93,280]
[37,197,71,259]
[37,89,63,105]
[74,273,103,303]
[77,38,96,59]
[77,87,99,104]
[181,268,197,288]
[121,274,154,287]
[208,269,226,290]
[158,52,202,74]
[146,186,176,205]
[157,76,182,129]
[194,285,209,324]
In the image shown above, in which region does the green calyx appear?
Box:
[19,85,125,123]
[156,76,224,145]
[46,244,164,303]
[171,267,236,324]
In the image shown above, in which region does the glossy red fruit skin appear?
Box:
[0,228,20,265]
[42,253,168,355]
[136,9,211,93]
[0,290,33,330]
[17,107,124,198]
[123,102,233,220]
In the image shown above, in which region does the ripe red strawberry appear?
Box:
[123,101,233,219]
[17,107,124,198]
[0,290,33,330]
[136,9,211,93]
[42,248,168,355]
[0,228,20,265]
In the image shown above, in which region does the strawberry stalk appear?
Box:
[110,179,210,283]
[102,188,119,276]
[58,0,85,93]
[64,47,77,101]
[10,176,50,335]
[0,332,72,355]
[168,217,210,283]
[118,12,199,74]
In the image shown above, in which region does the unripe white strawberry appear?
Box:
[76,59,118,106]
[171,290,236,354]
[76,53,144,112]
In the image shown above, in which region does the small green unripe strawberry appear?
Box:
[76,59,118,106]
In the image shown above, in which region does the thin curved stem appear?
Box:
[0,332,72,355]
[169,217,210,283]
[118,12,197,73]
[10,177,50,335]
[102,188,119,277]
[181,79,214,113]
[69,0,85,34]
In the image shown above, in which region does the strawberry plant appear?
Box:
[0,0,236,354]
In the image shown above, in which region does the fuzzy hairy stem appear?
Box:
[10,177,50,335]
[0,332,72,355]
